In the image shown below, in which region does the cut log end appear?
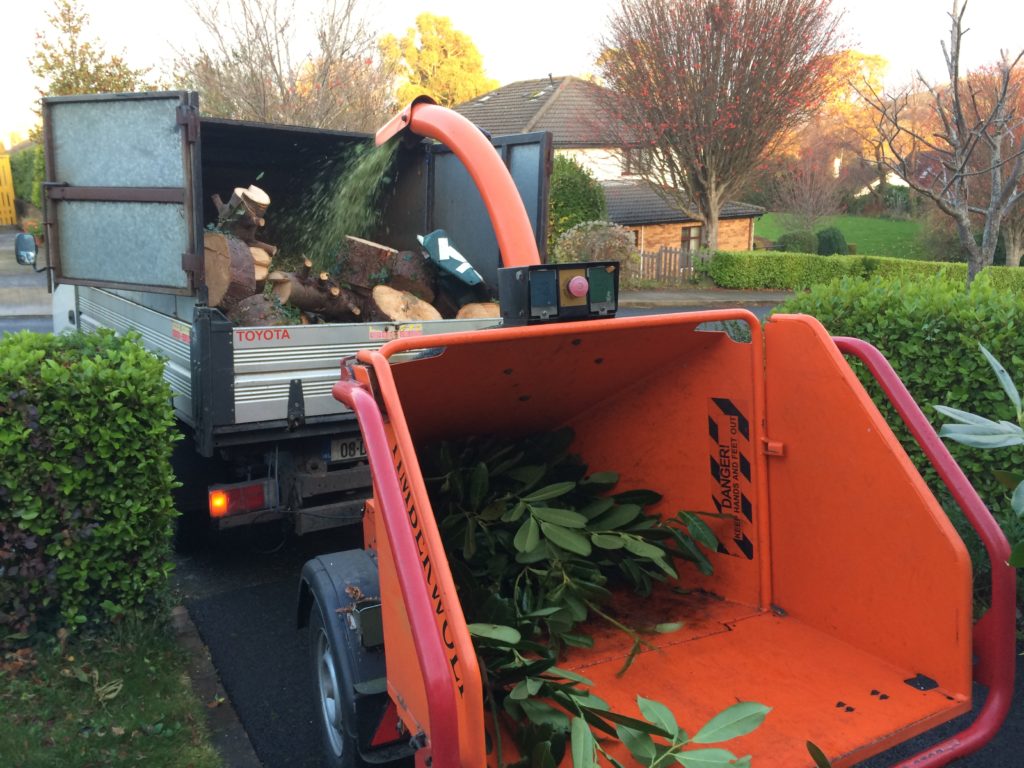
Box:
[372,285,442,322]
[456,302,501,320]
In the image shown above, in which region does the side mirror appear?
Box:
[15,232,37,266]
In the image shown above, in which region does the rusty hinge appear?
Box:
[181,251,201,275]
[762,438,785,457]
[176,104,199,143]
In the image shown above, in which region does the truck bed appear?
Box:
[76,285,498,431]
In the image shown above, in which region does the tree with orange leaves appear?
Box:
[599,0,842,251]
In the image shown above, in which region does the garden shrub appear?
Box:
[547,155,606,256]
[815,226,848,255]
[554,220,638,286]
[0,330,179,645]
[778,276,1024,605]
[777,230,818,254]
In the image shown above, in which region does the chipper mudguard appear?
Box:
[332,308,1015,768]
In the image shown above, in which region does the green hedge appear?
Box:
[778,276,1024,603]
[709,249,1024,291]
[9,146,39,204]
[1,330,179,644]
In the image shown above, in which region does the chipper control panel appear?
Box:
[498,261,620,325]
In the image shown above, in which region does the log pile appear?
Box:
[207,182,499,326]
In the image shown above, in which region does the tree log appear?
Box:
[212,186,276,252]
[342,237,437,302]
[269,270,362,320]
[227,294,291,326]
[219,185,270,224]
[204,232,257,311]
[456,302,501,320]
[371,285,442,322]
[249,247,273,268]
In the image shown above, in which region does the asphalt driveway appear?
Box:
[179,525,1022,768]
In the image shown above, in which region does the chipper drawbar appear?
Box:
[297,99,1016,768]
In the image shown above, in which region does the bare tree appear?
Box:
[774,136,844,233]
[173,0,395,131]
[599,0,842,251]
[1005,206,1024,266]
[860,1,1024,283]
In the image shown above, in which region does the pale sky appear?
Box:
[3,0,1024,148]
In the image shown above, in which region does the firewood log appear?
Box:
[204,232,257,312]
[456,302,501,320]
[371,285,442,322]
[212,187,275,251]
[249,247,273,268]
[342,237,437,302]
[269,270,362,320]
[227,294,291,326]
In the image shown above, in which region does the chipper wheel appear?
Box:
[309,606,361,767]
[299,550,412,768]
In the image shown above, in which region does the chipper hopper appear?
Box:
[297,99,1016,768]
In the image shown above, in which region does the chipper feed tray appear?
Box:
[331,308,1015,767]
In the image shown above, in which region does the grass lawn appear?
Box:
[0,622,222,768]
[755,213,929,260]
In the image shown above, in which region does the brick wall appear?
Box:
[635,217,755,252]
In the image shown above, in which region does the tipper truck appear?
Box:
[27,90,550,539]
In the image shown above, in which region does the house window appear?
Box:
[622,148,653,176]
[629,228,640,248]
[682,225,702,252]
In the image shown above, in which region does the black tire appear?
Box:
[309,602,364,768]
[170,433,214,553]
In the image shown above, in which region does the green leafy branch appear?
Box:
[935,344,1024,568]
[424,429,768,766]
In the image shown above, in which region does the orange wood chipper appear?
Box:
[296,99,1016,768]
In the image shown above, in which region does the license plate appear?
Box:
[329,437,367,462]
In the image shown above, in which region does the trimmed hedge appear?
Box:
[778,276,1024,603]
[708,249,1024,291]
[1,330,179,644]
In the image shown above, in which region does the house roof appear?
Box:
[602,180,765,226]
[454,76,612,148]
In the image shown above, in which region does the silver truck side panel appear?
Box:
[50,97,186,187]
[56,202,191,289]
[76,287,193,423]
[231,318,500,424]
[111,288,197,320]
[45,93,198,295]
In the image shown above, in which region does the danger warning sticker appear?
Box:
[171,321,191,345]
[708,397,755,560]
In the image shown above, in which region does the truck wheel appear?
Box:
[309,603,363,768]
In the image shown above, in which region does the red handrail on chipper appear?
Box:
[323,102,1016,767]
[834,336,1016,767]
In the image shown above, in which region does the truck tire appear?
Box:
[309,603,363,768]
[171,434,213,553]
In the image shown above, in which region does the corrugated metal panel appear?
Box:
[230,318,501,425]
[76,287,193,423]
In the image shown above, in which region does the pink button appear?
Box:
[567,275,589,298]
